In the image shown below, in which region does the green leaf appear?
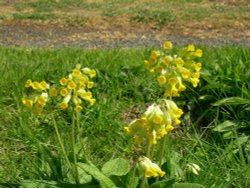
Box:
[213,120,237,132]
[78,163,116,188]
[223,131,235,139]
[173,182,206,188]
[234,136,249,146]
[101,157,130,177]
[77,166,92,184]
[20,180,59,188]
[150,178,175,188]
[212,97,250,106]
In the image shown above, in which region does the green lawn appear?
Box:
[0,46,249,187]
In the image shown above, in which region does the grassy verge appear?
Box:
[0,0,249,29]
[0,46,249,187]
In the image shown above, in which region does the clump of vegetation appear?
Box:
[0,44,249,187]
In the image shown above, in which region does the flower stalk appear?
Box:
[125,41,203,185]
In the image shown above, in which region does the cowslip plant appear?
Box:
[144,41,202,97]
[125,41,203,188]
[22,64,97,186]
[124,99,183,145]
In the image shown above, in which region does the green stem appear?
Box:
[157,96,172,181]
[158,136,167,166]
[140,141,152,188]
[76,112,81,143]
[146,141,152,158]
[140,175,147,188]
[51,114,72,171]
[72,112,80,185]
[130,165,137,188]
[156,136,167,182]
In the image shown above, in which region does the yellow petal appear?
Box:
[163,41,173,50]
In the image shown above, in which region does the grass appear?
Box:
[0,45,249,187]
[0,0,249,29]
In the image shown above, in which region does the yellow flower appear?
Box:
[87,81,94,88]
[75,105,83,112]
[174,118,181,125]
[150,51,160,61]
[147,130,157,144]
[157,75,167,85]
[156,128,167,138]
[175,57,184,67]
[60,101,68,110]
[192,72,200,79]
[60,88,69,97]
[60,95,71,110]
[168,77,178,85]
[40,81,49,90]
[88,98,96,106]
[163,56,172,65]
[171,85,179,97]
[22,98,33,109]
[25,79,32,88]
[193,63,202,71]
[178,83,186,91]
[144,104,164,125]
[73,96,82,105]
[82,91,92,100]
[194,49,203,57]
[72,69,82,77]
[139,156,165,178]
[163,41,173,50]
[153,115,163,124]
[173,108,183,118]
[67,80,76,90]
[82,68,96,78]
[36,93,48,106]
[89,70,96,78]
[179,68,191,79]
[166,124,174,132]
[32,81,41,90]
[187,44,195,52]
[124,126,131,134]
[49,87,58,96]
[78,76,87,85]
[191,78,199,87]
[149,68,155,73]
[60,77,68,86]
[164,90,171,97]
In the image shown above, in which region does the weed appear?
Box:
[131,9,175,29]
[12,13,55,20]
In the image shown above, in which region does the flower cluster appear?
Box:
[22,64,96,115]
[22,80,49,116]
[58,64,96,112]
[124,100,183,145]
[139,156,165,178]
[144,41,202,97]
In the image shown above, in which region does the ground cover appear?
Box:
[0,46,249,187]
[0,0,249,47]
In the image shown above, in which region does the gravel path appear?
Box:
[0,21,249,48]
